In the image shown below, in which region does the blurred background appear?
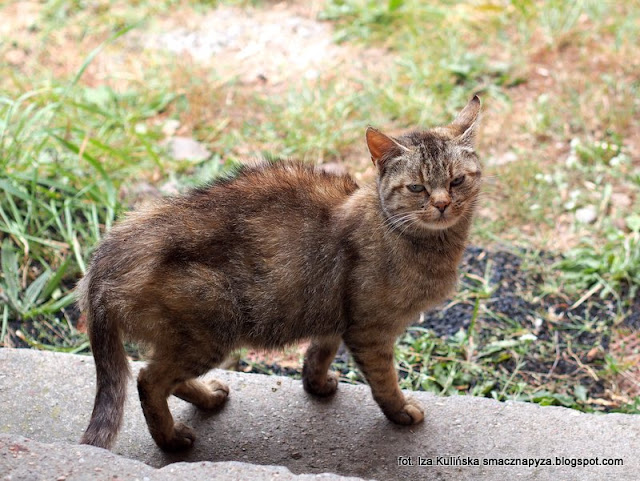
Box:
[1,0,638,412]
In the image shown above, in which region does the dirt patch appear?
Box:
[0,2,39,37]
[480,8,640,163]
[1,1,387,103]
[140,3,388,92]
[610,327,640,400]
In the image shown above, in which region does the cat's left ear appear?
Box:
[450,95,481,147]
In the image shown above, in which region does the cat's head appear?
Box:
[366,96,482,234]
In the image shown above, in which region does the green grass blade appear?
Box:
[46,132,117,207]
[23,270,51,311]
[1,304,8,346]
[23,292,76,319]
[41,257,71,301]
[1,239,22,313]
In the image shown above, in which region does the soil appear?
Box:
[141,3,384,91]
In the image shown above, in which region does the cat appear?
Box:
[78,96,482,451]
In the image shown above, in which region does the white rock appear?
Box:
[319,162,347,175]
[611,192,631,208]
[575,205,597,224]
[488,151,517,166]
[162,119,181,137]
[167,136,211,162]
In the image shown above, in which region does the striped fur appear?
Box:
[79,97,482,451]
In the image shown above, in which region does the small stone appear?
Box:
[134,123,147,135]
[488,151,517,166]
[162,119,181,137]
[575,205,597,224]
[610,193,631,209]
[291,451,302,459]
[159,180,180,196]
[167,136,211,162]
[586,347,603,361]
[614,218,626,230]
[120,182,161,205]
[6,49,26,65]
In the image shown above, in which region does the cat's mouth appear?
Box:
[420,212,458,230]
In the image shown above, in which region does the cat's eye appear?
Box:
[450,176,465,187]
[407,184,426,193]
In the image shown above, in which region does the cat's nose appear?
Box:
[433,199,450,213]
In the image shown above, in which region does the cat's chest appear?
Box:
[379,248,462,317]
[351,258,457,329]
[399,259,457,299]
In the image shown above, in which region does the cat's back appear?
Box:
[185,161,358,215]
[105,161,358,269]
[157,161,359,251]
[140,161,358,342]
[84,161,359,323]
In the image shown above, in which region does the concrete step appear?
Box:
[0,434,364,481]
[0,348,638,480]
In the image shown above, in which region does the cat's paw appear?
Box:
[159,422,196,451]
[303,371,339,397]
[203,379,230,409]
[384,398,424,426]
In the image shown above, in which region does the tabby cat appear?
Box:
[79,96,482,451]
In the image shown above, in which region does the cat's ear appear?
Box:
[450,95,481,147]
[366,127,406,168]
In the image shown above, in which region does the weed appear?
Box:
[557,219,640,303]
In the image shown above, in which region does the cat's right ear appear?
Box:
[366,127,405,168]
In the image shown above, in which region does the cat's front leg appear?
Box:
[344,333,424,425]
[302,336,341,397]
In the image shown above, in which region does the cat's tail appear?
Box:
[77,272,130,450]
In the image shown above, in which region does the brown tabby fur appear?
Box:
[79,96,482,451]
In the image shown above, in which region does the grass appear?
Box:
[1,0,639,413]
[0,27,177,348]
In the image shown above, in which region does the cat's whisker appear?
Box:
[385,215,415,231]
[397,215,423,237]
[382,213,412,231]
[383,212,423,237]
[384,211,419,224]
[383,211,423,228]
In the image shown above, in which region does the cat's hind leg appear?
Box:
[137,361,196,451]
[302,336,341,397]
[173,378,229,410]
[137,349,227,451]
